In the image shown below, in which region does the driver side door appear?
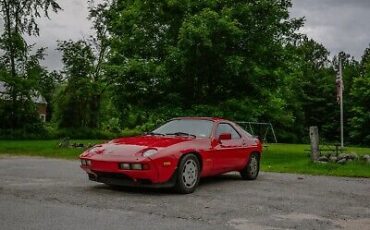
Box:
[211,123,245,172]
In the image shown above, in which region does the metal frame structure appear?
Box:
[236,121,278,143]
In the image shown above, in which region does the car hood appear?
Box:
[83,136,193,158]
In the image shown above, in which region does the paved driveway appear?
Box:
[0,157,369,230]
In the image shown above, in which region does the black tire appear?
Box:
[175,154,201,194]
[240,153,260,180]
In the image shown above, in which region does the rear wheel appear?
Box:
[240,153,260,180]
[175,154,200,194]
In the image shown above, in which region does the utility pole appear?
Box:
[339,57,344,148]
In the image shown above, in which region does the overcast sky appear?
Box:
[20,0,370,70]
[290,0,370,60]
[26,0,93,70]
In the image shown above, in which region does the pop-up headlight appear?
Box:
[142,149,158,158]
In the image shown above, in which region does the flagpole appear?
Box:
[339,57,344,148]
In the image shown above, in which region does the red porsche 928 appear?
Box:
[80,117,262,193]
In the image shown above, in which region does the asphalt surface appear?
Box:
[0,157,369,230]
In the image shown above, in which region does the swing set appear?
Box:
[236,121,278,143]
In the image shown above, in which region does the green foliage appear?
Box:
[1,0,370,146]
[103,0,305,140]
[53,128,119,140]
[0,99,41,129]
[0,0,61,130]
[349,47,370,145]
[53,40,104,129]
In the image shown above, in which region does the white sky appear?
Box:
[2,0,370,70]
[290,0,370,60]
[25,0,93,70]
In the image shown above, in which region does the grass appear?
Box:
[0,140,369,178]
[0,139,102,160]
[262,143,370,177]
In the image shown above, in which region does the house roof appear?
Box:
[33,94,47,104]
[0,81,47,105]
[0,81,7,94]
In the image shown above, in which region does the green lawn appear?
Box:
[0,140,369,177]
[0,140,102,159]
[262,143,370,177]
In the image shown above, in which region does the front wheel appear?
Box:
[240,153,260,180]
[175,154,200,194]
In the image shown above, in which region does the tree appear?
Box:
[349,46,370,145]
[54,1,110,129]
[54,40,98,128]
[0,0,61,129]
[103,0,304,128]
[278,37,341,142]
[0,45,52,136]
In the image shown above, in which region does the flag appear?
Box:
[336,71,343,103]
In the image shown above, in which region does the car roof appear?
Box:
[173,117,229,122]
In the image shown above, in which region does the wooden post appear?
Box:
[309,126,320,161]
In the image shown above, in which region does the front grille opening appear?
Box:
[138,179,152,185]
[90,171,154,186]
[93,171,133,181]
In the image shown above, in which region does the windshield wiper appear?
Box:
[144,132,165,136]
[165,132,196,138]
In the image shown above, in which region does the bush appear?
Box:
[54,128,120,140]
[0,127,50,140]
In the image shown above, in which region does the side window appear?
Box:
[215,123,241,139]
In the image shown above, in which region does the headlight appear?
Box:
[119,163,130,170]
[131,163,143,170]
[142,149,158,157]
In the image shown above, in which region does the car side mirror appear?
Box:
[218,133,232,141]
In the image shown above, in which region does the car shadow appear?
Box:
[90,172,244,195]
[92,184,175,195]
[199,173,242,186]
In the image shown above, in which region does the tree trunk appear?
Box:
[4,0,18,129]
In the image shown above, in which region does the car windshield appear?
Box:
[152,119,214,138]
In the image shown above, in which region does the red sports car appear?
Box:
[80,117,262,193]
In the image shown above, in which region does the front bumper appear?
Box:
[80,156,177,187]
[87,170,177,188]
